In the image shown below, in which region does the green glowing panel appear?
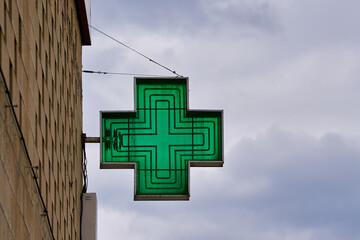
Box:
[100,77,223,200]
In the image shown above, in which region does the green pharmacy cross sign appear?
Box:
[100,77,223,200]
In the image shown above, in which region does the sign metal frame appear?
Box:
[100,77,224,200]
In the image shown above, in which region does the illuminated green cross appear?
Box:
[100,78,223,200]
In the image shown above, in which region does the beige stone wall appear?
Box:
[0,0,84,239]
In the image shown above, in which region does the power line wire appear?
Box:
[90,25,183,77]
[82,69,175,77]
[1,68,55,240]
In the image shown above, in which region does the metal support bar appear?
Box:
[85,137,100,143]
[82,133,100,143]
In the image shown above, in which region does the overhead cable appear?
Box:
[82,69,174,77]
[1,68,55,240]
[90,25,183,77]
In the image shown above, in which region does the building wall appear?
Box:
[0,0,87,239]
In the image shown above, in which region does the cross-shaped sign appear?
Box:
[100,77,223,200]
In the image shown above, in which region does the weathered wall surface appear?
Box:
[0,0,84,239]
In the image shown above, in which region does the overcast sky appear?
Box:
[82,0,360,239]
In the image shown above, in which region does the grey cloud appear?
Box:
[199,0,281,34]
[276,0,360,52]
[91,0,280,36]
[83,1,360,239]
[87,128,360,239]
[222,128,360,238]
[91,0,206,33]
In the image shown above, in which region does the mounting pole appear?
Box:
[82,133,100,143]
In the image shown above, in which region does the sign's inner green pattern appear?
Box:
[102,79,222,197]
